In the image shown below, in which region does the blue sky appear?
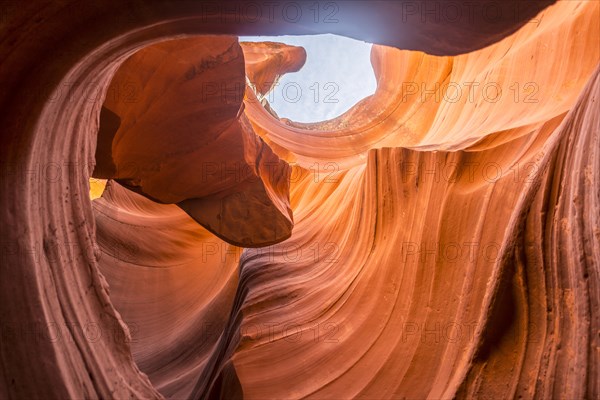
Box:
[240,34,376,123]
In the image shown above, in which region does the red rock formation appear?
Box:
[241,41,307,97]
[1,1,598,400]
[94,180,241,398]
[94,37,293,247]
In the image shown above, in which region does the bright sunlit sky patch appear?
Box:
[240,34,376,123]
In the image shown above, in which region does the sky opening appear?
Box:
[240,34,376,123]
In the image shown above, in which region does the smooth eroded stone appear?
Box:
[94,36,293,247]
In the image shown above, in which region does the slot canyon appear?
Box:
[1,1,599,399]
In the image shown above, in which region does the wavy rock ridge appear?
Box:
[0,1,598,399]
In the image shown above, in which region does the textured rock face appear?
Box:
[1,1,598,399]
[94,36,293,247]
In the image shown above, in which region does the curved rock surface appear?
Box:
[94,36,293,247]
[94,180,241,398]
[0,1,598,399]
[241,41,307,98]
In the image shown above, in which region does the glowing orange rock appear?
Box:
[94,37,293,247]
[2,1,598,399]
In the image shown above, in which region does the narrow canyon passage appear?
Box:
[1,1,598,399]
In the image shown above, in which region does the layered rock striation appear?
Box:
[0,1,598,399]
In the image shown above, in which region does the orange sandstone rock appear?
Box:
[2,1,599,400]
